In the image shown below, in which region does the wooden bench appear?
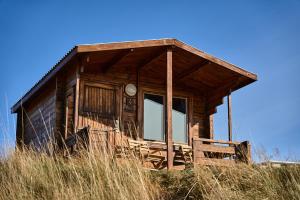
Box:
[147,141,193,167]
[127,139,167,169]
[174,143,193,165]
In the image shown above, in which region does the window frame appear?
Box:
[142,90,189,144]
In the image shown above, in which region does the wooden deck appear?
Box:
[65,127,251,169]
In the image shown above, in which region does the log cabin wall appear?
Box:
[75,61,211,146]
[18,83,57,149]
[54,61,78,144]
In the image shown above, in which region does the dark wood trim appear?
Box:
[166,48,173,170]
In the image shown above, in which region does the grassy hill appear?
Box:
[0,150,299,200]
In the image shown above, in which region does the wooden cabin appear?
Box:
[11,39,257,169]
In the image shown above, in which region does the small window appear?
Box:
[83,85,116,118]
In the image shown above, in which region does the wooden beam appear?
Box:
[77,39,175,53]
[207,77,241,103]
[175,60,209,80]
[194,138,241,145]
[102,49,132,73]
[74,64,80,132]
[137,48,167,71]
[227,91,232,141]
[166,48,173,170]
[136,67,141,139]
[196,143,236,154]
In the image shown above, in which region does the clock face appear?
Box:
[125,83,137,96]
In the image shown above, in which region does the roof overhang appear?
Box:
[11,38,257,113]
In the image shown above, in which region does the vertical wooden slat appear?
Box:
[166,48,173,170]
[74,66,80,132]
[99,87,102,114]
[136,68,142,138]
[227,92,232,141]
[65,98,69,138]
[188,98,193,146]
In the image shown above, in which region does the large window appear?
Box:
[143,93,187,143]
[144,93,164,141]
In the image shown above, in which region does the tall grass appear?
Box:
[0,107,299,199]
[154,164,300,200]
[0,148,300,200]
[0,149,160,200]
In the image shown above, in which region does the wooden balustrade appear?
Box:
[193,138,251,166]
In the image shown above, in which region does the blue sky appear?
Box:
[0,0,299,160]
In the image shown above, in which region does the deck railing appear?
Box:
[65,127,251,167]
[193,138,251,166]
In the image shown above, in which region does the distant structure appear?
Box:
[260,160,300,167]
[12,39,257,169]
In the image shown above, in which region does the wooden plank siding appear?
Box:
[21,87,56,150]
[74,61,211,150]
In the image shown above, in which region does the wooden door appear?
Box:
[79,82,121,150]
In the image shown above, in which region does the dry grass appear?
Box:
[153,164,300,200]
[0,149,160,200]
[0,149,300,200]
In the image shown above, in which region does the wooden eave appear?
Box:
[11,38,257,113]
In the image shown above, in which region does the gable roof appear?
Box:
[11,38,257,113]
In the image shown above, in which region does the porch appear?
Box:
[66,126,251,169]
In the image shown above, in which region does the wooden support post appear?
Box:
[136,67,141,139]
[227,92,232,141]
[166,48,173,170]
